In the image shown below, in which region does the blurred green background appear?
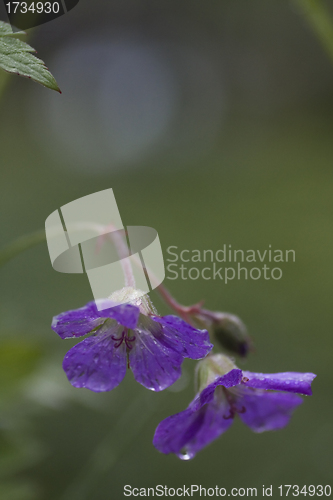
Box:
[0,1,333,498]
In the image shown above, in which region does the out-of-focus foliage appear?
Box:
[295,0,333,63]
[0,0,333,499]
[0,339,42,398]
[0,338,44,500]
[0,481,39,500]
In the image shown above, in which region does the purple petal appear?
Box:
[52,302,105,339]
[242,371,316,396]
[52,301,140,339]
[153,398,233,459]
[62,324,127,392]
[151,315,213,359]
[196,369,243,409]
[239,388,303,432]
[96,301,140,329]
[129,328,184,392]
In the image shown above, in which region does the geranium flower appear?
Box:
[153,354,316,459]
[51,287,213,393]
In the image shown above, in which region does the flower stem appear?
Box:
[0,227,238,329]
[0,228,208,320]
[107,228,136,288]
[294,0,333,63]
[156,283,204,325]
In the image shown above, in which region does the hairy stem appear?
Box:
[107,227,136,288]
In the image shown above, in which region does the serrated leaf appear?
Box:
[0,20,25,37]
[0,20,60,92]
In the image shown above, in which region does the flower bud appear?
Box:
[211,313,251,357]
[195,354,237,392]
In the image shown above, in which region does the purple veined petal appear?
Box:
[153,408,200,457]
[51,302,105,339]
[95,300,140,330]
[196,369,243,409]
[52,300,140,339]
[153,397,233,460]
[129,328,184,392]
[151,315,213,359]
[238,388,303,432]
[242,371,316,396]
[62,324,127,392]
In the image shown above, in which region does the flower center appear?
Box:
[111,328,136,350]
[108,286,157,316]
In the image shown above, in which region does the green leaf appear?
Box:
[0,20,60,92]
[0,20,25,37]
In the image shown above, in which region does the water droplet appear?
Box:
[179,448,194,461]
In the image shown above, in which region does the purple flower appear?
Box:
[153,354,316,459]
[51,288,213,393]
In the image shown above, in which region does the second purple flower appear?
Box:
[153,354,316,459]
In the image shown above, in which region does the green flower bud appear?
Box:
[195,354,238,392]
[192,308,251,357]
[211,313,251,357]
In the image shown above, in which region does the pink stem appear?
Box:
[156,283,204,325]
[95,223,136,288]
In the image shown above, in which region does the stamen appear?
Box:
[222,387,246,419]
[111,328,136,350]
[223,409,235,420]
[111,330,126,348]
[125,335,136,350]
